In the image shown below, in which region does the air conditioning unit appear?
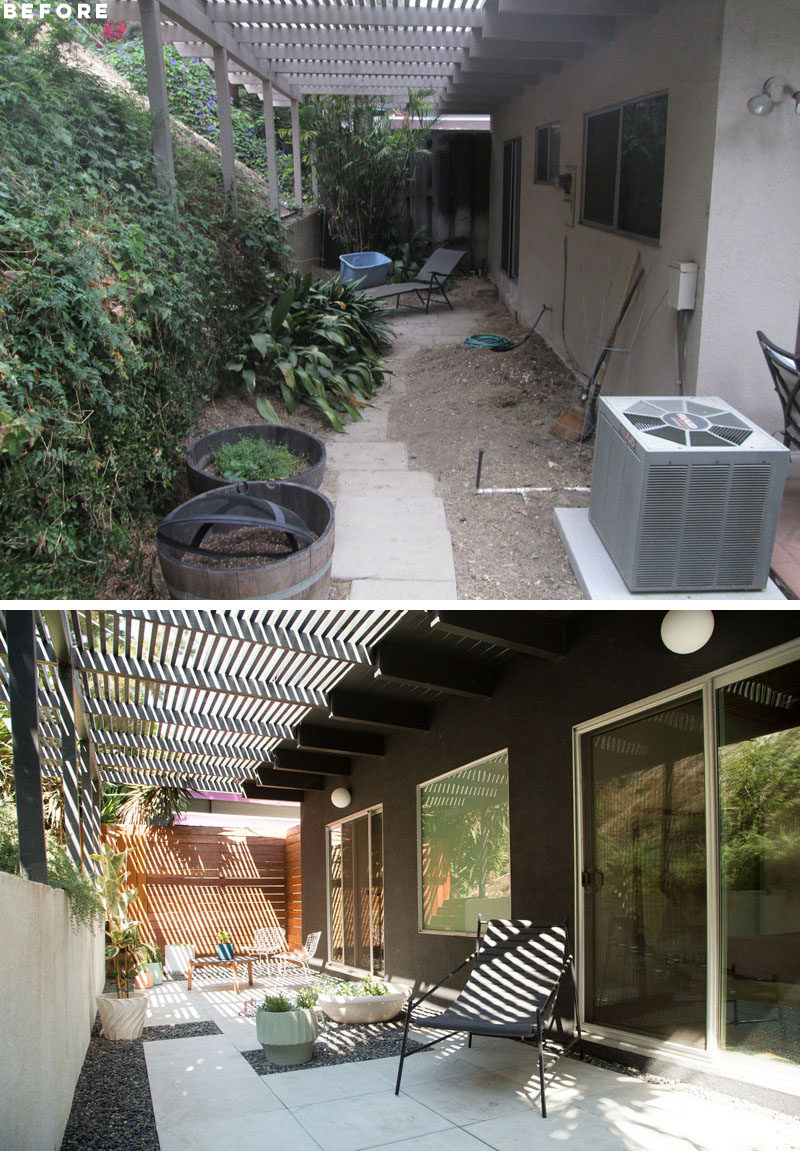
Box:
[589,396,789,592]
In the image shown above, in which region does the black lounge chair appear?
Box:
[364,247,465,313]
[757,330,800,451]
[395,919,583,1118]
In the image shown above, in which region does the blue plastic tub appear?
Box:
[339,251,392,288]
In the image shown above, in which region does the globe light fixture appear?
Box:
[330,787,351,809]
[748,76,800,116]
[660,610,715,654]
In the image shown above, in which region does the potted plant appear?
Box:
[93,843,148,1040]
[217,929,234,960]
[316,975,407,1024]
[255,989,319,1066]
[142,942,164,986]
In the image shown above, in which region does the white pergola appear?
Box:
[99,0,654,209]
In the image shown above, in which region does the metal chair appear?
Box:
[395,919,583,1118]
[276,931,322,980]
[364,248,465,313]
[757,330,800,450]
[253,926,286,975]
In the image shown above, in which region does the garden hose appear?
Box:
[465,304,550,352]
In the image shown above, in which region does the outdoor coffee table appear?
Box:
[186,954,256,995]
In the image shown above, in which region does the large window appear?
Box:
[418,750,510,933]
[501,138,521,279]
[582,92,668,240]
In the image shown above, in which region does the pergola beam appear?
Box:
[7,612,48,884]
[81,698,294,741]
[328,689,432,732]
[203,4,483,29]
[429,612,568,660]
[273,748,352,776]
[375,643,495,698]
[296,724,386,758]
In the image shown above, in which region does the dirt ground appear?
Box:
[107,274,595,600]
[386,277,594,600]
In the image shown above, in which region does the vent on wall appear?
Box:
[589,397,790,592]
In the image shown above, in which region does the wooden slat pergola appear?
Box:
[95,0,659,209]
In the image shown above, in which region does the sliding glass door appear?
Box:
[583,696,707,1046]
[579,647,800,1066]
[327,807,384,976]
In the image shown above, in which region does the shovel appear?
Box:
[550,251,642,443]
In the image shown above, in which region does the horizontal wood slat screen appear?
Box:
[285,823,302,950]
[103,824,299,956]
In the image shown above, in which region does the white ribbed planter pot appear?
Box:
[317,983,406,1024]
[256,1006,318,1065]
[96,992,147,1040]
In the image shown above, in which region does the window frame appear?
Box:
[417,748,511,936]
[500,137,522,280]
[534,121,561,186]
[580,90,668,242]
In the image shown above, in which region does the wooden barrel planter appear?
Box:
[156,481,334,599]
[186,424,326,493]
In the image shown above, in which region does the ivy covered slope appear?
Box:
[0,23,293,597]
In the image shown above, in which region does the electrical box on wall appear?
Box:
[668,261,698,310]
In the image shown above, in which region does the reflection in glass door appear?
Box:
[327,807,384,976]
[584,696,707,1046]
[718,660,800,1064]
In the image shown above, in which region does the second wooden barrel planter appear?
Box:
[156,481,334,600]
[186,424,326,493]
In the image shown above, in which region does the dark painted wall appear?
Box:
[301,610,800,996]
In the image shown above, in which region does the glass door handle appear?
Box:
[581,869,604,890]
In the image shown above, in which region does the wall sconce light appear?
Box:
[330,787,351,809]
[748,76,800,116]
[660,610,715,654]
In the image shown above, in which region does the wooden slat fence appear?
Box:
[103,824,301,956]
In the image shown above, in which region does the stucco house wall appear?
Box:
[488,0,797,434]
[696,0,800,436]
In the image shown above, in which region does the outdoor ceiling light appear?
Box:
[747,76,800,116]
[330,787,352,809]
[660,610,715,654]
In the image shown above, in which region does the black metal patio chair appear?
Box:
[757,329,800,451]
[395,918,583,1118]
[363,247,465,313]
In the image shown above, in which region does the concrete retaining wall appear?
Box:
[0,870,105,1151]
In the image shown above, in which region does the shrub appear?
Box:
[262,993,293,1012]
[213,437,308,482]
[294,986,318,1009]
[0,804,105,933]
[0,22,294,596]
[230,274,393,431]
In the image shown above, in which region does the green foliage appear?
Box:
[102,38,299,200]
[315,975,390,997]
[262,993,293,1012]
[217,929,232,943]
[213,437,308,482]
[102,783,192,827]
[294,985,318,1009]
[229,274,392,431]
[94,842,143,997]
[0,805,105,933]
[302,92,434,254]
[0,22,294,596]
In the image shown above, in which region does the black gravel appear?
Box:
[60,1017,222,1150]
[242,1013,421,1076]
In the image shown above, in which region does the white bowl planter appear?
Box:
[256,1006,318,1065]
[96,992,148,1040]
[317,982,406,1024]
[164,943,195,975]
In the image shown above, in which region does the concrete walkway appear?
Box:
[141,976,800,1151]
[323,301,489,600]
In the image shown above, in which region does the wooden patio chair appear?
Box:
[757,330,800,451]
[363,247,465,313]
[395,919,583,1118]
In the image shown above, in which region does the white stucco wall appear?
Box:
[0,870,105,1151]
[696,0,800,434]
[489,0,726,402]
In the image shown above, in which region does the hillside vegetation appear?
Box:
[0,21,294,597]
